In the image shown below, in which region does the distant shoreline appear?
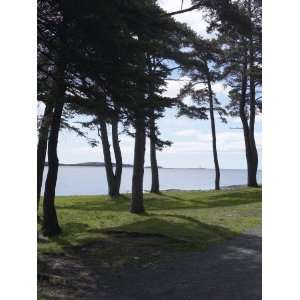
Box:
[44,162,134,168]
[44,162,261,172]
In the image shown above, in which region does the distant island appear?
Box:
[43,163,247,170]
[145,165,163,169]
[44,162,134,167]
[43,162,223,169]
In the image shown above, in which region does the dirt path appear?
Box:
[38,227,261,299]
[90,227,261,300]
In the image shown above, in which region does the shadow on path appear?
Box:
[38,226,261,300]
[89,227,262,300]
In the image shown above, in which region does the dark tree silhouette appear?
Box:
[37,102,53,210]
[178,37,227,190]
[215,0,262,187]
[97,114,123,198]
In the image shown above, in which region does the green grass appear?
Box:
[38,187,261,254]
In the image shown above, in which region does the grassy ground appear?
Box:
[38,187,261,254]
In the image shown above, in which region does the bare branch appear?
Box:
[163,3,201,17]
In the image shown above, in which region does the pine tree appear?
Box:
[214,0,262,187]
[178,37,227,190]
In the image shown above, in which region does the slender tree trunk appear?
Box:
[248,13,258,187]
[42,102,63,237]
[111,117,122,196]
[207,77,220,190]
[99,118,116,197]
[131,114,146,213]
[239,48,257,187]
[42,62,65,237]
[248,86,258,187]
[149,113,160,193]
[37,102,53,211]
[99,115,123,198]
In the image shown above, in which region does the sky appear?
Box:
[46,0,262,170]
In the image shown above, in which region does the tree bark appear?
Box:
[149,113,160,193]
[111,117,122,196]
[207,77,220,190]
[99,118,116,197]
[37,102,53,211]
[239,47,257,187]
[99,116,123,198]
[131,114,146,213]
[248,7,258,187]
[42,62,65,237]
[42,100,63,236]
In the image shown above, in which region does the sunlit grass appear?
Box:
[38,187,262,253]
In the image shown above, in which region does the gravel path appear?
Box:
[93,227,261,300]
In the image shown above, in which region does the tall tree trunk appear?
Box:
[42,62,65,237]
[149,113,160,193]
[131,114,146,213]
[248,74,258,187]
[99,118,115,197]
[42,101,63,236]
[207,77,220,190]
[37,102,53,211]
[111,117,122,197]
[99,116,123,198]
[248,7,258,187]
[239,48,257,187]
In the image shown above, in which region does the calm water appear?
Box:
[42,166,262,196]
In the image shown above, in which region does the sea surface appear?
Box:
[42,166,262,196]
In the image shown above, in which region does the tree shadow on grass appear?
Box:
[89,216,238,250]
[55,189,261,214]
[56,195,131,212]
[151,189,261,210]
[42,222,92,250]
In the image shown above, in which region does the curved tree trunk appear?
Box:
[149,114,160,193]
[42,61,65,237]
[111,117,122,197]
[248,136,258,186]
[207,78,220,190]
[42,100,63,237]
[37,102,53,211]
[131,114,146,213]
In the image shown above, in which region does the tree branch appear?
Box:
[163,3,201,17]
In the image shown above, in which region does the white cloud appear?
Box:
[175,129,198,137]
[182,96,194,106]
[37,101,45,116]
[256,114,262,123]
[161,140,211,154]
[163,78,188,98]
[161,131,262,155]
[228,114,262,126]
[164,79,232,102]
[212,82,231,95]
[217,131,261,152]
